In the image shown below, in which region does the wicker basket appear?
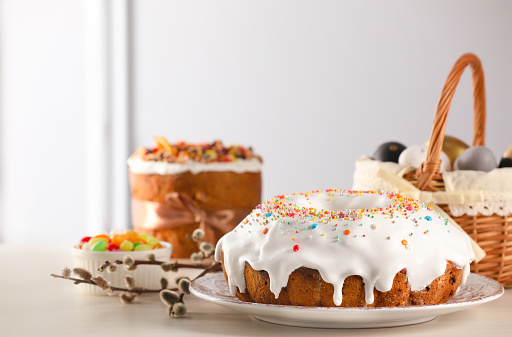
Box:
[401,53,512,285]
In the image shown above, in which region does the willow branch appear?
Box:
[50,274,178,293]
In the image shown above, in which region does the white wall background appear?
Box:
[0,0,87,243]
[1,0,511,243]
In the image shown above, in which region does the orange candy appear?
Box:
[93,234,110,243]
[125,230,139,241]
[111,234,128,246]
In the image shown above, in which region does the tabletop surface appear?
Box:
[1,244,511,337]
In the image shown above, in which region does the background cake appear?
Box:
[129,137,262,257]
[216,189,474,307]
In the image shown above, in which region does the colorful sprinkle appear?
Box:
[311,224,318,229]
[262,228,268,235]
[292,245,300,252]
[426,216,432,221]
[344,229,351,235]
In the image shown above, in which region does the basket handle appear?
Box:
[415,53,486,191]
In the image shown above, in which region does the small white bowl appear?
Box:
[72,242,172,294]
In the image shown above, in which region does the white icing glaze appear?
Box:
[127,157,261,175]
[215,190,474,306]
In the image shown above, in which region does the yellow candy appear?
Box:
[119,240,134,251]
[139,233,152,243]
[133,244,152,251]
[147,237,160,247]
[88,237,109,246]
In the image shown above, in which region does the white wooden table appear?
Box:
[1,244,510,336]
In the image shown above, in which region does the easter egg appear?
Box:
[499,144,512,168]
[426,135,469,166]
[372,141,406,163]
[398,145,452,172]
[499,158,512,168]
[453,146,497,172]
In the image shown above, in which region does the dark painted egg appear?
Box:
[372,142,406,163]
[499,158,512,168]
[499,144,512,168]
[453,146,497,172]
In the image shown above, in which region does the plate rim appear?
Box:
[190,272,504,313]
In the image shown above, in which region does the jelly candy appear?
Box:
[119,240,134,251]
[80,236,91,243]
[133,244,152,251]
[76,229,163,251]
[93,234,110,242]
[106,243,119,251]
[147,237,160,247]
[139,233,151,242]
[125,230,139,241]
[112,234,128,246]
[91,240,107,251]
[89,237,109,246]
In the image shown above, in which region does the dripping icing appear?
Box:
[215,190,475,306]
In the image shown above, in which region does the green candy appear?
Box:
[90,240,107,251]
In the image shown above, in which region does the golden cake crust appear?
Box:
[130,170,261,257]
[221,253,462,307]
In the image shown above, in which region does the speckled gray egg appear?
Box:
[372,141,406,163]
[453,146,497,172]
[398,144,452,172]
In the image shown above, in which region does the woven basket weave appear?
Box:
[402,53,512,285]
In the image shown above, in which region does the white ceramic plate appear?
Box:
[190,272,504,328]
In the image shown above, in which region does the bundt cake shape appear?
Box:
[215,189,475,307]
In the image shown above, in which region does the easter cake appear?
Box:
[128,138,262,258]
[215,189,474,307]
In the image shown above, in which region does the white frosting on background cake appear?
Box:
[215,189,474,305]
[127,157,261,175]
